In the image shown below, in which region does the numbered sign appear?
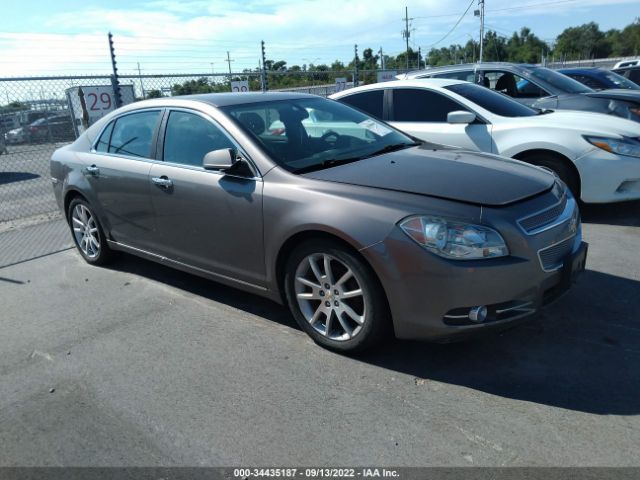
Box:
[335,77,347,92]
[377,71,398,83]
[66,85,135,135]
[231,80,249,93]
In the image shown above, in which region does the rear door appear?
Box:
[84,109,162,250]
[388,87,493,152]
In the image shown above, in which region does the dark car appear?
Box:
[613,65,640,86]
[27,113,75,143]
[50,93,587,352]
[401,62,640,123]
[559,67,640,91]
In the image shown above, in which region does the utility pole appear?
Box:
[225,51,234,91]
[379,47,384,70]
[402,6,413,70]
[476,0,485,63]
[418,46,422,69]
[210,62,215,74]
[353,44,359,88]
[137,62,145,99]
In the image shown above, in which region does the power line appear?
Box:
[426,0,475,48]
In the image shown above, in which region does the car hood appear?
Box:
[526,109,640,136]
[301,145,555,206]
[584,89,640,102]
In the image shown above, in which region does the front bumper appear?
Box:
[576,148,640,203]
[361,215,587,342]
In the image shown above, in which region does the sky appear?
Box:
[0,0,638,77]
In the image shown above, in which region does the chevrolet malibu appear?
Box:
[50,93,587,352]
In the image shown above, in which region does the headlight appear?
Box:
[399,216,509,260]
[584,135,640,158]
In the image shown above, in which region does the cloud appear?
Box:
[0,0,637,77]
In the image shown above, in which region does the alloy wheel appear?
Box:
[71,204,101,259]
[294,253,366,341]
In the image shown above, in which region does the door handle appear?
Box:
[152,176,173,189]
[85,165,100,175]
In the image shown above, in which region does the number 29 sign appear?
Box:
[66,85,135,134]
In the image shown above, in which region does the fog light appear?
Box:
[468,306,488,323]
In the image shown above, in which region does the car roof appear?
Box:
[332,78,467,95]
[558,68,606,76]
[403,62,538,78]
[138,91,318,108]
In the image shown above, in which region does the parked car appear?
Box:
[613,65,640,85]
[5,126,27,145]
[331,79,640,203]
[613,59,640,69]
[0,132,7,155]
[559,67,640,91]
[51,93,587,352]
[27,113,75,143]
[400,62,640,123]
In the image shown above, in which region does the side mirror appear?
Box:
[447,111,477,124]
[203,148,237,170]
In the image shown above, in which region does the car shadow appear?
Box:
[107,255,639,416]
[581,199,640,227]
[0,172,40,185]
[105,254,296,329]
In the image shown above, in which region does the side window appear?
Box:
[392,88,466,122]
[485,71,549,98]
[95,121,114,152]
[109,111,160,158]
[571,75,605,90]
[339,90,384,119]
[163,111,235,167]
[432,71,475,82]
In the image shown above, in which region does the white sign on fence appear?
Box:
[377,71,398,83]
[335,77,347,92]
[66,85,135,135]
[231,80,249,93]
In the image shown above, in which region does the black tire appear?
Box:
[284,239,391,353]
[520,153,580,199]
[67,197,113,266]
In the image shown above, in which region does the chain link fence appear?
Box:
[0,70,392,266]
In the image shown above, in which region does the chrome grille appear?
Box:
[538,235,575,272]
[518,194,568,233]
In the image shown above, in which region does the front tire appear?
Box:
[67,198,112,265]
[521,153,580,199]
[284,240,390,353]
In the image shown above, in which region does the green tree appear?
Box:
[554,22,611,60]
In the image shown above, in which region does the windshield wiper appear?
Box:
[363,142,421,158]
[293,157,363,174]
[293,143,420,174]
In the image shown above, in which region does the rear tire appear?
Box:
[519,153,580,199]
[284,239,391,353]
[67,198,113,265]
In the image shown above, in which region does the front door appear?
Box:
[149,109,265,286]
[389,87,493,153]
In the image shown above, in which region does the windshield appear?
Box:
[603,71,640,90]
[528,67,593,94]
[220,97,417,173]
[444,83,539,117]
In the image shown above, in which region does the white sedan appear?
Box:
[330,79,640,203]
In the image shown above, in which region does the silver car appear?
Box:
[50,93,587,352]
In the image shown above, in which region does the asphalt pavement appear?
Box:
[0,200,639,467]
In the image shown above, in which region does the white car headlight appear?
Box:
[399,216,509,260]
[584,135,640,158]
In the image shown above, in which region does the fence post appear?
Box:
[108,32,122,108]
[261,40,268,92]
[353,44,359,88]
